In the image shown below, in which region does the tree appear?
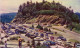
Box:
[43,0,45,3]
[36,2,42,11]
[27,41,30,46]
[44,27,48,31]
[18,5,22,12]
[27,1,30,6]
[48,28,51,32]
[42,2,51,10]
[32,24,34,28]
[23,3,26,7]
[52,0,55,4]
[36,24,43,30]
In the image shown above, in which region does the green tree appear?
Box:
[23,3,26,8]
[48,28,51,32]
[32,24,34,28]
[44,27,48,31]
[42,2,51,10]
[18,5,22,12]
[36,24,43,30]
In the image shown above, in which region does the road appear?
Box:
[19,34,32,44]
[51,26,80,42]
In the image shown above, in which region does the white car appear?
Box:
[76,43,80,48]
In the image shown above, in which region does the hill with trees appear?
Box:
[75,12,80,21]
[12,0,79,26]
[0,13,16,23]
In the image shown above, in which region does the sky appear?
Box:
[0,0,80,14]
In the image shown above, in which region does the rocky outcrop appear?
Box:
[36,15,65,24]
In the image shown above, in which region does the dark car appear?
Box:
[1,26,7,30]
[35,32,38,36]
[25,33,31,37]
[58,36,66,41]
[15,29,19,34]
[9,32,15,35]
[43,41,56,45]
[6,30,15,35]
[40,33,44,37]
[11,26,15,29]
[29,27,34,29]
[15,29,26,34]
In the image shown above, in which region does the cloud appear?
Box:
[0,0,80,14]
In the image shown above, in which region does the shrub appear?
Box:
[10,36,20,40]
[64,44,73,48]
[44,27,48,31]
[0,41,4,45]
[53,33,63,36]
[36,24,43,30]
[22,39,25,42]
[68,22,80,32]
[36,10,56,15]
[39,10,54,15]
[69,39,79,43]
[36,45,48,48]
[32,24,34,28]
[48,29,51,32]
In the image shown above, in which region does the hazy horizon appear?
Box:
[0,0,80,14]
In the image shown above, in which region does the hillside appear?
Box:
[12,0,79,25]
[75,12,80,19]
[0,13,17,23]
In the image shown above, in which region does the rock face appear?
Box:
[36,15,65,24]
[13,15,65,25]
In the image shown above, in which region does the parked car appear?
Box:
[57,36,66,41]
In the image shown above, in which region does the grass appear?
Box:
[69,39,79,43]
[36,45,48,48]
[10,36,20,40]
[26,18,37,23]
[10,36,25,42]
[53,33,63,36]
[51,24,62,26]
[65,27,80,34]
[52,28,65,33]
[72,28,80,34]
[51,24,58,26]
